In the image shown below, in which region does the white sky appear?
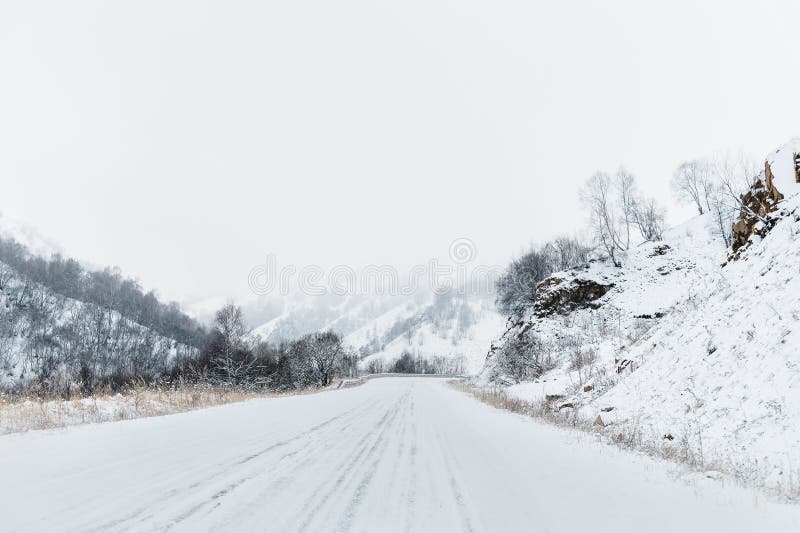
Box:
[2,0,800,309]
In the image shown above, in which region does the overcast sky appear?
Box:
[2,0,800,310]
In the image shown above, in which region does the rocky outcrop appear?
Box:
[533,277,613,317]
[730,178,778,257]
[731,150,800,259]
[730,161,788,259]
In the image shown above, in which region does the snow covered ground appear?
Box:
[0,377,797,532]
[481,183,800,495]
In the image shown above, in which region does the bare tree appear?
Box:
[214,303,248,362]
[706,181,735,247]
[631,196,666,242]
[307,331,346,386]
[581,172,624,266]
[672,159,713,214]
[495,248,554,316]
[615,167,637,250]
[493,333,553,382]
[714,151,763,219]
[495,236,590,317]
[206,303,255,386]
[547,236,591,272]
[212,353,258,387]
[288,331,346,387]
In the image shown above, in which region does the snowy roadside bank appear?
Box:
[0,383,346,435]
[452,379,800,503]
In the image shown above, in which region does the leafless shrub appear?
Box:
[493,333,556,382]
[567,346,597,372]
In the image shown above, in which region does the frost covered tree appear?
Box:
[214,304,248,362]
[287,331,346,387]
[669,152,759,248]
[582,168,666,266]
[493,333,552,382]
[307,331,346,386]
[631,197,665,242]
[671,159,713,215]
[495,248,554,316]
[207,304,256,386]
[495,237,589,317]
[581,171,625,266]
[710,152,761,246]
[615,168,638,250]
[546,237,592,272]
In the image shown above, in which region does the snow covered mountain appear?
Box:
[480,138,800,496]
[248,290,503,375]
[247,293,418,345]
[350,291,503,375]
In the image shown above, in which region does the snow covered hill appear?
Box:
[0,222,202,393]
[481,139,800,496]
[248,290,503,375]
[248,293,412,346]
[481,212,724,392]
[0,257,199,392]
[351,292,503,375]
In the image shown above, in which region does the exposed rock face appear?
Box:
[533,277,613,317]
[730,147,800,259]
[730,173,780,258]
[648,244,671,257]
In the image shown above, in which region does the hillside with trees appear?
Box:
[479,139,800,497]
[0,234,356,398]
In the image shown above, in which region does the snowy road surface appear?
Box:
[0,378,798,532]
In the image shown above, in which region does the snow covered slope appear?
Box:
[482,213,725,387]
[352,292,504,375]
[481,139,800,495]
[0,218,202,392]
[766,137,800,199]
[0,256,198,390]
[247,294,416,345]
[589,195,800,492]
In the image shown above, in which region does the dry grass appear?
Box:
[451,380,800,502]
[0,384,339,435]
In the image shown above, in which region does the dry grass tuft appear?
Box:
[0,385,330,435]
[451,379,800,502]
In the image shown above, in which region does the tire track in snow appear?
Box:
[293,391,408,532]
[435,425,476,533]
[161,400,379,531]
[197,397,394,532]
[100,399,375,532]
[335,388,414,532]
[404,393,418,533]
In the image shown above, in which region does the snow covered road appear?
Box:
[0,377,798,532]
